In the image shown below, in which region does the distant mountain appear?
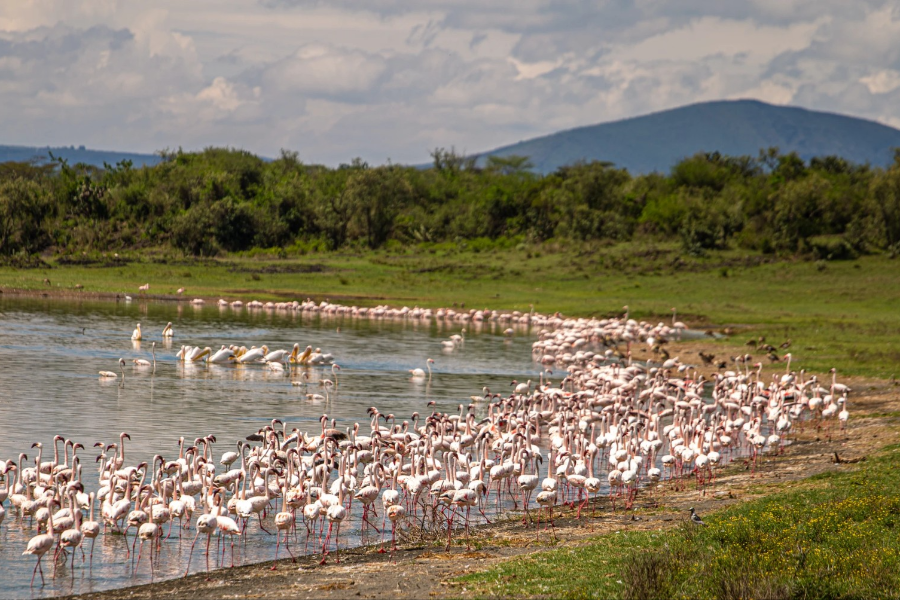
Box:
[0,144,161,168]
[476,100,900,174]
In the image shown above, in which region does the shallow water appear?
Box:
[0,297,545,598]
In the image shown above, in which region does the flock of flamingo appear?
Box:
[0,301,853,590]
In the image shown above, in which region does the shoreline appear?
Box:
[58,390,891,600]
[4,273,895,598]
[1,286,187,304]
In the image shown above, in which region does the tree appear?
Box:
[430,147,475,175]
[485,155,534,176]
[345,166,413,248]
[0,178,51,255]
[870,164,900,249]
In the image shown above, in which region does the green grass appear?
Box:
[458,446,900,599]
[2,242,900,377]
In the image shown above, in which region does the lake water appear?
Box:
[0,296,545,598]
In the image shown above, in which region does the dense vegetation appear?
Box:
[2,146,900,261]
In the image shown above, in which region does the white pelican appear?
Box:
[237,345,267,364]
[131,323,142,341]
[208,346,235,363]
[187,347,211,362]
[308,348,334,365]
[293,345,313,365]
[162,322,174,338]
[264,348,288,363]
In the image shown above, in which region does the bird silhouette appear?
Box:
[698,351,715,366]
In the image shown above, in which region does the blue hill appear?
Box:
[0,144,161,168]
[476,100,900,174]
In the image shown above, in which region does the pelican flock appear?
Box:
[1,300,854,589]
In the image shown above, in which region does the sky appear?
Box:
[2,1,900,165]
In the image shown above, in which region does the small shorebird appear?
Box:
[689,507,706,526]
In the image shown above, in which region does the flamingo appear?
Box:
[58,491,84,566]
[80,493,100,565]
[321,486,347,564]
[271,463,296,570]
[386,503,406,561]
[410,358,435,380]
[516,452,539,525]
[184,510,217,580]
[99,358,127,379]
[23,511,55,586]
[133,342,157,370]
[134,521,159,575]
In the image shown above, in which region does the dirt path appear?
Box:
[61,372,900,600]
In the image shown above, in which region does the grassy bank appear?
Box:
[458,445,900,599]
[2,244,898,377]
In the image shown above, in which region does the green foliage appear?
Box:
[0,177,51,255]
[1,146,898,259]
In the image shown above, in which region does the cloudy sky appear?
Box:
[2,1,899,164]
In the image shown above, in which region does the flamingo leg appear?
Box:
[319,522,333,565]
[205,531,212,580]
[285,531,295,563]
[378,509,388,553]
[257,512,272,534]
[334,522,341,563]
[134,539,143,574]
[30,556,41,587]
[130,531,139,563]
[446,509,454,551]
[465,506,471,551]
[184,530,200,578]
[123,528,130,558]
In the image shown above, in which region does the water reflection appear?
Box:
[0,297,542,598]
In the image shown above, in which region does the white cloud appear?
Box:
[0,1,898,164]
[260,44,387,99]
[860,70,900,95]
